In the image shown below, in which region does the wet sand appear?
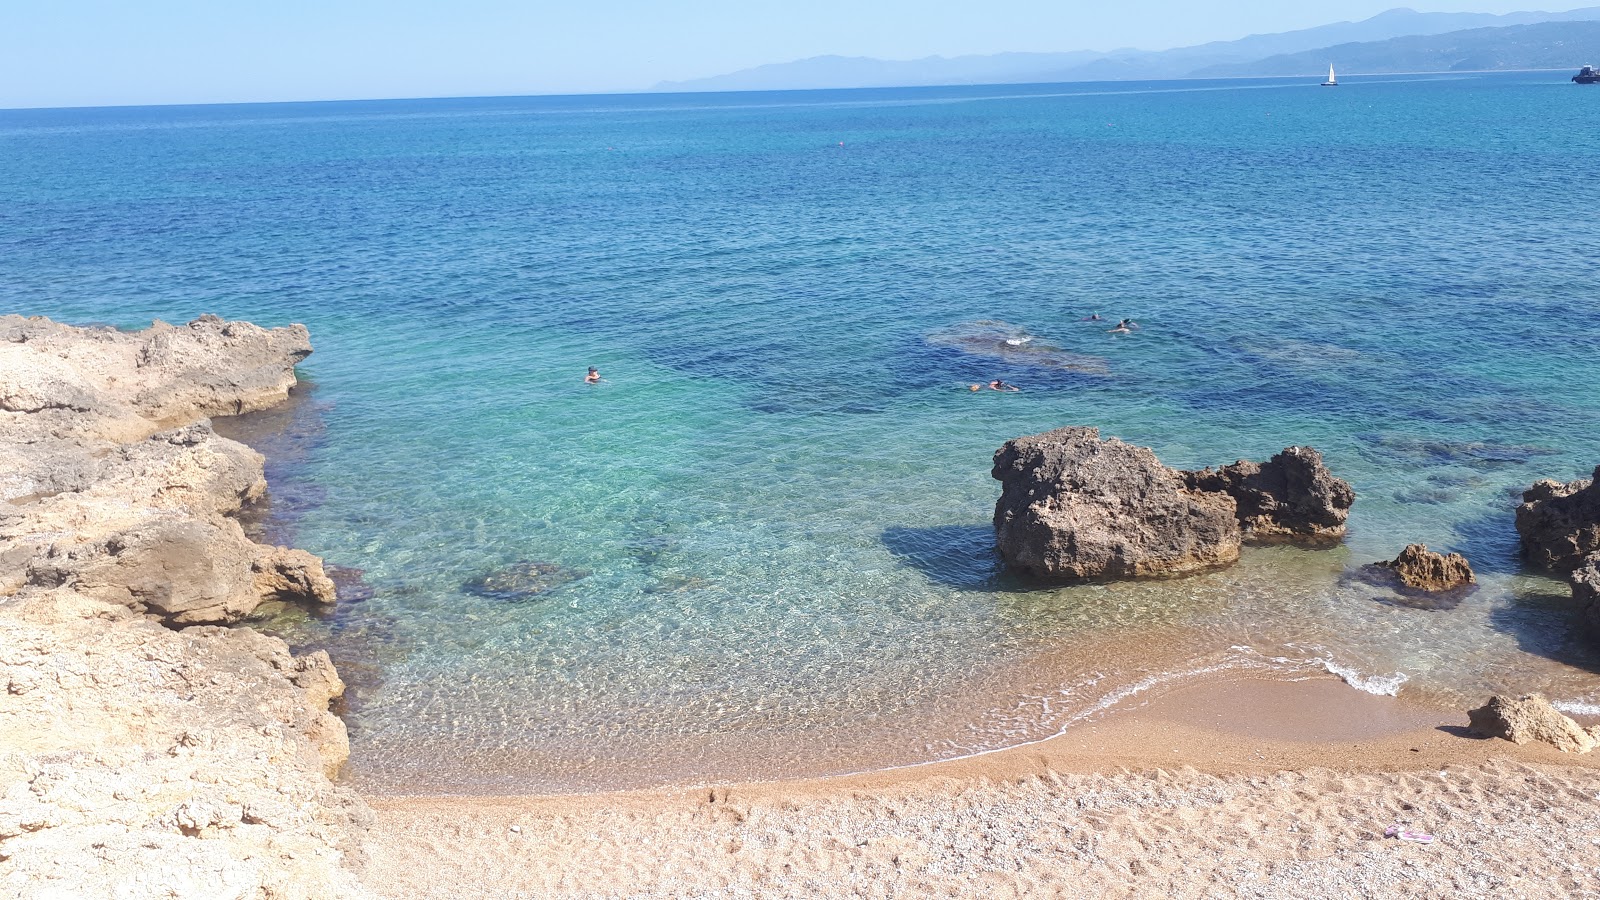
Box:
[355,675,1600,898]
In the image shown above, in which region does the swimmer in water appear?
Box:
[1081,313,1102,322]
[1108,325,1132,334]
[988,380,1020,392]
[585,366,602,384]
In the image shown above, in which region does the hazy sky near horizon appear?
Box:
[1,1,1590,108]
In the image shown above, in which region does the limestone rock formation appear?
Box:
[0,314,331,626]
[991,427,1242,579]
[1571,554,1600,634]
[1182,446,1355,540]
[1516,467,1600,571]
[255,545,340,606]
[0,315,373,898]
[1379,543,1476,592]
[1467,694,1600,753]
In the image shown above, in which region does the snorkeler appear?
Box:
[585,366,602,384]
[1081,313,1102,321]
[988,380,1020,392]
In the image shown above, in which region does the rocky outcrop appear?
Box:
[1516,467,1600,572]
[1182,447,1355,540]
[1467,694,1600,754]
[991,427,1242,579]
[0,316,330,626]
[0,316,371,898]
[1572,554,1600,634]
[1378,544,1476,592]
[991,428,1354,580]
[255,545,340,606]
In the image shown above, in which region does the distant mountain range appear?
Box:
[1199,20,1600,76]
[654,6,1600,92]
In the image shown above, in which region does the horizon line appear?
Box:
[0,66,1578,114]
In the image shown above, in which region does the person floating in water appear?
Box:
[1081,313,1102,321]
[1108,318,1138,334]
[970,379,1020,392]
[585,366,603,384]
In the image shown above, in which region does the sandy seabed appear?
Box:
[355,677,1600,899]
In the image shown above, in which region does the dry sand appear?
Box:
[355,675,1600,898]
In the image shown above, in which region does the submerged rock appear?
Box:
[325,564,376,603]
[1516,467,1600,572]
[464,560,589,600]
[1378,543,1476,593]
[1356,433,1557,468]
[991,427,1241,580]
[1467,694,1600,753]
[1182,447,1355,541]
[927,320,1110,375]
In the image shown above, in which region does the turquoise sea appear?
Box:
[5,72,1600,793]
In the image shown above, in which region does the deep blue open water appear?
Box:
[5,72,1600,792]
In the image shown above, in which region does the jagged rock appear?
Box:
[254,546,339,605]
[464,560,590,600]
[991,427,1242,579]
[1571,554,1600,634]
[1467,694,1600,753]
[1182,446,1355,540]
[0,316,374,898]
[1516,467,1600,572]
[1379,543,1476,592]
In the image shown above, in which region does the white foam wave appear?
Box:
[1552,700,1600,717]
[1319,659,1408,696]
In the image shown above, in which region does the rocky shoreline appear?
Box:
[7,316,1600,896]
[0,316,372,898]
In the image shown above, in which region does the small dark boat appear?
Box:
[1575,65,1600,84]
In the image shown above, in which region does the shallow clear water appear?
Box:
[5,73,1600,793]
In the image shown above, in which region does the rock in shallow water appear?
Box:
[991,427,1355,581]
[991,427,1242,580]
[1378,543,1476,593]
[464,560,589,600]
[1182,446,1355,541]
[1516,466,1600,572]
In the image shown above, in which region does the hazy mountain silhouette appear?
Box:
[1196,20,1600,76]
[655,6,1600,91]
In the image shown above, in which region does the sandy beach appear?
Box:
[356,676,1600,898]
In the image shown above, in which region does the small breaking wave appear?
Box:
[1318,659,1409,697]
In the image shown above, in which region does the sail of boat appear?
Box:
[1322,64,1338,86]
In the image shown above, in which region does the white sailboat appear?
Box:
[1321,64,1338,87]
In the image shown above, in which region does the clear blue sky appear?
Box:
[0,1,1588,108]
